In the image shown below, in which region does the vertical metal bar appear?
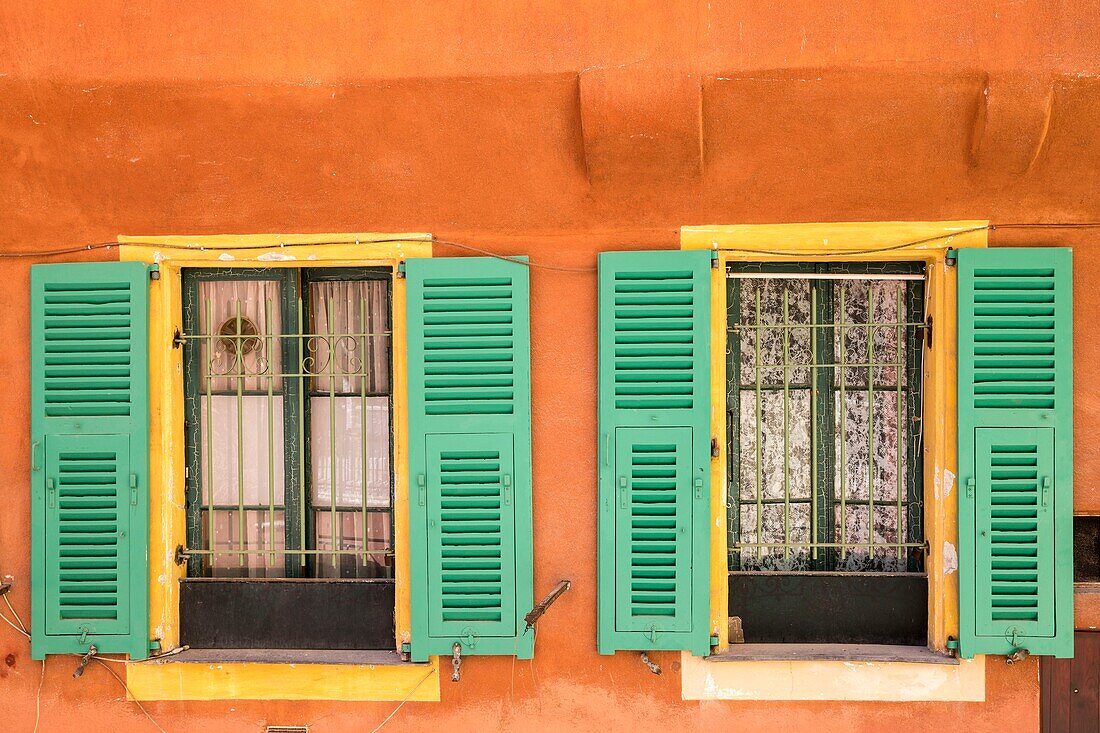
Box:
[727,277,741,571]
[838,285,847,560]
[867,285,875,560]
[205,294,216,571]
[895,285,904,563]
[235,299,246,568]
[367,292,376,563]
[281,273,304,578]
[298,298,307,570]
[809,286,817,562]
[754,287,763,561]
[266,298,276,566]
[782,287,791,561]
[810,274,836,571]
[327,294,339,569]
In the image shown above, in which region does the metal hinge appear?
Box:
[172,328,185,349]
[149,263,161,281]
[396,262,407,278]
[924,315,933,349]
[710,251,720,268]
[945,248,958,267]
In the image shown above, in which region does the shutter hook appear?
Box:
[451,642,462,683]
[73,644,97,678]
[640,651,662,675]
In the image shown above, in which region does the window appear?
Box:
[725,262,927,644]
[180,267,396,648]
[727,263,926,571]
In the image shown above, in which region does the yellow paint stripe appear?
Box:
[125,659,440,702]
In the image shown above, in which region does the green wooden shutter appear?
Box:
[30,262,151,660]
[406,256,533,661]
[597,250,711,656]
[957,247,1072,658]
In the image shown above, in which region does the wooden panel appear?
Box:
[1042,631,1100,732]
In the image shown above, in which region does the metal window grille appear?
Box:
[181,268,394,579]
[726,263,927,573]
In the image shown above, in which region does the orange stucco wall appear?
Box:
[2,2,1100,730]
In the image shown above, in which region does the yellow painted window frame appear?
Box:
[117,233,440,702]
[679,221,989,702]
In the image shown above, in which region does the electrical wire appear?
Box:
[93,657,168,733]
[4,594,28,633]
[366,667,437,733]
[1,222,1098,270]
[32,658,45,733]
[0,609,30,638]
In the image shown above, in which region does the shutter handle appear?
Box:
[619,476,628,508]
[966,478,975,499]
[503,474,512,506]
[46,478,56,508]
[1041,476,1051,507]
[416,473,426,506]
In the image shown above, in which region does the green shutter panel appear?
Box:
[597,250,711,656]
[30,262,151,660]
[406,256,533,661]
[957,247,1072,658]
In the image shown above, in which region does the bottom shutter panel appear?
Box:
[426,433,516,640]
[973,427,1056,641]
[614,427,693,634]
[44,435,132,637]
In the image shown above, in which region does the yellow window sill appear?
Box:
[681,650,986,701]
[124,651,440,702]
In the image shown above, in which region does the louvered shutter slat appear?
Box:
[30,262,150,660]
[407,257,533,662]
[957,248,1072,658]
[598,250,711,656]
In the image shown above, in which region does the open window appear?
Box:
[725,262,928,645]
[178,267,396,649]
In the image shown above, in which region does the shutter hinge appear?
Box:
[172,328,185,349]
[149,263,161,281]
[396,261,407,278]
[946,637,959,651]
[945,248,958,267]
[710,251,720,268]
[709,634,720,647]
[149,638,162,653]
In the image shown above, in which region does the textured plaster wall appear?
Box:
[3,2,1100,730]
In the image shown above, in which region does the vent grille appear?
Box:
[612,270,697,410]
[987,442,1041,623]
[971,267,1057,411]
[438,449,504,623]
[421,277,515,416]
[628,442,681,619]
[55,449,122,622]
[41,281,134,418]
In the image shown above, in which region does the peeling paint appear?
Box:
[943,469,955,497]
[218,253,235,261]
[256,252,296,261]
[943,541,958,575]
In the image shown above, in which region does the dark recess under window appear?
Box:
[1075,516,1100,583]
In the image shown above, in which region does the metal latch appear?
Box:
[965,478,975,499]
[619,476,628,508]
[451,642,462,682]
[416,473,426,506]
